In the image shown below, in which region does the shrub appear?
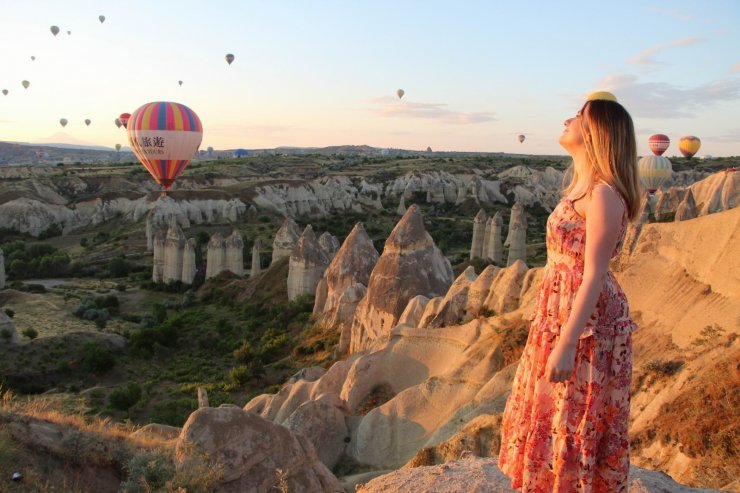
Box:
[3,308,13,318]
[82,342,115,374]
[108,383,142,411]
[21,328,38,340]
[0,329,11,343]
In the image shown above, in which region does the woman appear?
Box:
[497,97,642,492]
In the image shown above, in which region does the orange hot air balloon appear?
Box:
[119,113,131,128]
[126,101,203,192]
[678,136,701,159]
[648,134,670,156]
[225,53,235,65]
[517,134,525,143]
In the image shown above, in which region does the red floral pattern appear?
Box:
[498,193,635,492]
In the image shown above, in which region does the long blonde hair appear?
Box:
[563,99,642,221]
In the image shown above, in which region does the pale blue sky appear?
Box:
[1,0,739,156]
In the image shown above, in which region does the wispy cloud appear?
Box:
[366,96,496,125]
[629,36,705,66]
[731,62,740,74]
[597,73,740,118]
[647,6,695,22]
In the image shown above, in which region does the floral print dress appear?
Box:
[498,190,636,493]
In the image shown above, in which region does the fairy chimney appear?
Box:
[470,209,487,259]
[250,239,262,278]
[163,222,187,283]
[318,232,340,261]
[0,248,5,289]
[152,228,166,282]
[675,189,698,221]
[272,218,301,264]
[505,203,527,266]
[225,231,245,276]
[487,211,504,264]
[205,233,226,280]
[182,238,197,285]
[397,196,407,216]
[287,225,330,301]
[482,218,492,260]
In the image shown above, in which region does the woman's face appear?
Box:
[559,107,587,152]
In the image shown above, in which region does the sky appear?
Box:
[1,0,739,156]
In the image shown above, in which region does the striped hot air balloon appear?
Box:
[126,101,203,192]
[119,113,131,128]
[648,134,670,156]
[678,136,701,159]
[638,155,672,193]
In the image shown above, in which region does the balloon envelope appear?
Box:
[115,118,122,128]
[21,80,30,89]
[178,80,183,86]
[517,134,525,143]
[50,25,59,36]
[638,155,672,192]
[59,118,68,127]
[225,53,235,65]
[99,15,105,23]
[119,113,131,128]
[396,89,405,99]
[586,90,617,102]
[678,136,701,159]
[648,134,670,156]
[126,101,203,190]
[31,56,35,61]
[85,119,91,126]
[115,143,121,151]
[2,90,7,96]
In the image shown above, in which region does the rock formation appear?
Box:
[312,223,379,354]
[181,238,197,284]
[318,232,340,260]
[272,217,301,264]
[470,209,487,259]
[287,225,330,301]
[152,228,165,282]
[689,168,739,215]
[483,260,529,314]
[348,204,454,353]
[505,203,527,266]
[162,222,186,284]
[205,233,225,280]
[654,189,672,221]
[396,196,406,216]
[675,189,698,221]
[250,238,262,278]
[175,406,343,493]
[421,266,477,328]
[224,231,244,276]
[486,211,503,264]
[0,310,19,344]
[482,217,492,260]
[0,247,5,289]
[465,264,500,317]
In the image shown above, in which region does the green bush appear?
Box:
[108,383,142,411]
[120,451,175,493]
[0,329,11,343]
[21,328,38,340]
[82,342,115,374]
[3,308,13,318]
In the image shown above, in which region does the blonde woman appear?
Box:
[498,97,641,492]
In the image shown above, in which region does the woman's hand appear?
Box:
[546,340,577,383]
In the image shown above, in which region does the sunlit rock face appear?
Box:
[271,217,301,264]
[348,205,453,354]
[288,225,330,301]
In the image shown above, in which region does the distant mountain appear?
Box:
[32,132,115,151]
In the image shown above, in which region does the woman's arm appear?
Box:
[546,184,624,383]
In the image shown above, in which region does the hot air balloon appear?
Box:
[178,80,183,86]
[50,26,60,36]
[396,89,405,99]
[207,146,214,155]
[99,15,105,23]
[85,119,91,126]
[21,80,30,89]
[225,53,235,65]
[119,113,131,128]
[233,148,248,158]
[126,101,203,193]
[648,134,670,156]
[115,118,122,128]
[518,134,526,143]
[678,136,701,159]
[59,118,68,128]
[67,30,71,35]
[31,56,35,61]
[638,155,672,193]
[586,90,617,102]
[2,90,7,96]
[115,143,121,151]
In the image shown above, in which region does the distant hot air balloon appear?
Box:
[115,143,121,151]
[207,146,214,155]
[67,30,71,35]
[396,89,405,99]
[119,113,131,128]
[21,80,30,89]
[225,53,235,65]
[50,25,60,36]
[31,56,35,61]
[678,136,701,159]
[59,118,68,128]
[233,148,248,158]
[115,118,122,128]
[638,155,672,193]
[648,134,670,156]
[99,15,105,23]
[126,101,203,192]
[586,90,617,102]
[85,119,91,126]
[2,89,7,96]
[518,134,526,143]
[178,80,183,86]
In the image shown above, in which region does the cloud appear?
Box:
[366,96,496,125]
[629,36,705,66]
[596,73,740,118]
[647,6,696,22]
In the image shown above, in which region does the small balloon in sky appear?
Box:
[31,56,36,61]
[2,89,8,96]
[99,15,106,23]
[85,119,92,126]
[178,80,183,86]
[67,30,72,35]
[648,134,670,156]
[396,89,405,99]
[225,53,235,65]
[119,113,131,128]
[21,80,30,89]
[50,25,60,36]
[115,118,122,128]
[115,143,121,151]
[60,118,68,128]
[586,90,617,102]
[679,136,701,159]
[518,134,526,143]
